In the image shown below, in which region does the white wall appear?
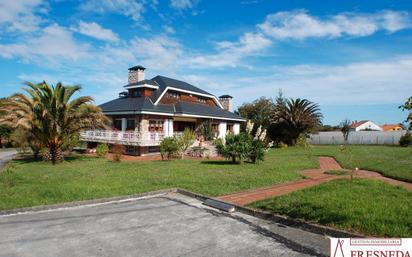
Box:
[355,121,383,131]
[309,130,407,145]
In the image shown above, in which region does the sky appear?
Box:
[0,0,411,125]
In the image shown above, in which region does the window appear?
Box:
[149,119,163,132]
[197,97,206,103]
[167,91,180,99]
[132,90,141,97]
[126,119,136,130]
[114,119,122,130]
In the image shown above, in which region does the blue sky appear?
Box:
[0,0,411,125]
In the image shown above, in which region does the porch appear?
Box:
[81,115,240,146]
[79,130,183,146]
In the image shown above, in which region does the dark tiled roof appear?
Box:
[99,97,173,113]
[174,102,244,120]
[150,75,213,103]
[219,94,233,98]
[100,74,244,121]
[100,97,244,120]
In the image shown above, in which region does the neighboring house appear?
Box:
[350,120,383,131]
[81,65,245,155]
[381,124,403,131]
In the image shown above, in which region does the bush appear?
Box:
[177,128,196,159]
[399,132,412,147]
[249,138,266,163]
[111,144,123,162]
[216,133,250,163]
[160,137,180,160]
[96,144,109,158]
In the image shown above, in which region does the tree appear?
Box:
[237,97,275,132]
[399,96,412,130]
[0,124,12,148]
[270,98,323,146]
[0,82,109,164]
[340,119,351,144]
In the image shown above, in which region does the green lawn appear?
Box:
[249,179,412,237]
[311,145,412,182]
[0,148,317,210]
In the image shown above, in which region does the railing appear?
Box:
[80,130,175,146]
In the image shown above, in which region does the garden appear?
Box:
[0,83,411,237]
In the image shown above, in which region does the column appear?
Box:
[168,119,174,136]
[163,119,169,137]
[121,118,127,132]
[218,122,227,139]
[233,123,240,135]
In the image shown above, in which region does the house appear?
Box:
[350,120,383,131]
[80,65,245,155]
[381,124,403,131]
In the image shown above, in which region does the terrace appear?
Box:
[80,130,183,146]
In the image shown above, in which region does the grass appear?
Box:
[249,179,412,237]
[311,145,412,182]
[0,148,318,210]
[323,170,349,175]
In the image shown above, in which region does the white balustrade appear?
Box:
[80,130,184,146]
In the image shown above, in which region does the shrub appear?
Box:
[160,137,180,160]
[96,144,109,158]
[216,133,250,163]
[249,138,265,163]
[399,132,412,147]
[111,144,123,162]
[177,128,196,159]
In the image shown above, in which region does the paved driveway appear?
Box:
[0,149,16,170]
[0,193,328,257]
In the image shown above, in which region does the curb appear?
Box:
[0,188,177,216]
[0,187,364,238]
[176,188,365,238]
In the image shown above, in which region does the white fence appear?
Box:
[309,130,407,145]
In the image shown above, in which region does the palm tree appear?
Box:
[272,98,323,145]
[0,82,109,164]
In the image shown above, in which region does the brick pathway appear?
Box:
[217,156,412,206]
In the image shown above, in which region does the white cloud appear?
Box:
[79,0,144,23]
[258,10,411,40]
[170,0,196,9]
[73,21,119,42]
[163,25,175,34]
[128,36,183,70]
[198,56,412,107]
[189,32,271,68]
[0,0,47,32]
[0,24,90,65]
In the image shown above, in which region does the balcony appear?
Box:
[80,130,182,146]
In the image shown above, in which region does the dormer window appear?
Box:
[197,96,207,103]
[167,92,180,99]
[133,90,142,97]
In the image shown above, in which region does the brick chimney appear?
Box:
[219,95,233,112]
[128,65,145,84]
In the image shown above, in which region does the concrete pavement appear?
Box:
[0,149,17,171]
[0,193,328,257]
